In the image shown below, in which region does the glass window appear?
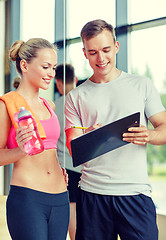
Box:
[66,0,115,79]
[129,0,166,24]
[67,42,93,80]
[67,0,115,39]
[20,0,55,42]
[130,25,166,93]
[130,25,166,213]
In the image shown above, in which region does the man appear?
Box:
[65,19,166,240]
[55,64,82,240]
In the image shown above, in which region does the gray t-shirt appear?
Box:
[65,71,165,196]
[55,95,82,173]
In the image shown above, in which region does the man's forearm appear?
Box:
[148,124,166,145]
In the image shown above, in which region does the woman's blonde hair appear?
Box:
[9,38,57,75]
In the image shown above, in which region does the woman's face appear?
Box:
[24,48,57,90]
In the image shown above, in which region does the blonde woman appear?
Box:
[0,38,69,240]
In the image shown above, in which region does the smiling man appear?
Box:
[65,19,166,240]
[82,26,120,83]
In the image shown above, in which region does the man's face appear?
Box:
[83,30,119,79]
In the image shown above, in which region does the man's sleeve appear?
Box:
[145,77,165,119]
[65,92,82,130]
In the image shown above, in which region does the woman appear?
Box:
[0,38,69,240]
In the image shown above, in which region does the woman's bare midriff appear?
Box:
[10,149,67,194]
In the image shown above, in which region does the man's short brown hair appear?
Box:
[80,19,116,43]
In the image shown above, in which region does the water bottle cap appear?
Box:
[18,107,32,119]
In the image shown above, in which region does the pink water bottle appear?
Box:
[17,107,44,155]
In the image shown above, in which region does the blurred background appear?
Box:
[0,0,166,216]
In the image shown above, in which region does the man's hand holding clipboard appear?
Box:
[71,112,140,167]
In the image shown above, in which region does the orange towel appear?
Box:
[0,91,46,139]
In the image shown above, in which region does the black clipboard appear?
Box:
[71,112,140,167]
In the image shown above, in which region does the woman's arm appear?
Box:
[0,100,29,166]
